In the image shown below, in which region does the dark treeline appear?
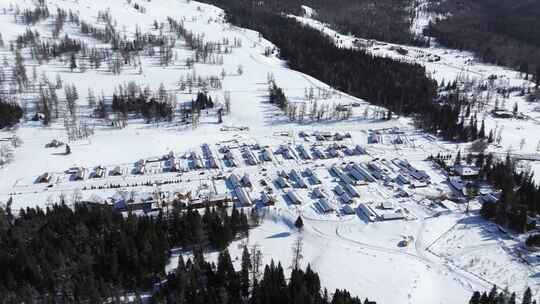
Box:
[0,99,23,129]
[306,0,427,46]
[108,83,177,124]
[426,0,540,83]
[111,93,174,123]
[419,86,488,142]
[476,153,540,233]
[0,203,248,302]
[268,81,288,111]
[32,34,85,59]
[192,92,215,112]
[154,248,374,304]
[206,0,425,46]
[199,0,477,141]
[469,285,535,304]
[17,4,50,25]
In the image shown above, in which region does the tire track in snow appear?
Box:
[304,215,491,292]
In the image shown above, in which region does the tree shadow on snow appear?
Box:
[266,232,291,239]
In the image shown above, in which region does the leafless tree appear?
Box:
[291,235,304,270]
[250,244,263,284]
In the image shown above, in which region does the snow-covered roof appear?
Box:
[455,165,479,177]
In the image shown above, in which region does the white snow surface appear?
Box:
[0,0,539,302]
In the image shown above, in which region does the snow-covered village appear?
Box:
[0,0,540,303]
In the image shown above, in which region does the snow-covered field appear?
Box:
[0,0,539,302]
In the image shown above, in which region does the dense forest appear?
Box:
[458,151,540,233]
[0,99,23,129]
[305,0,427,46]
[207,0,425,46]
[0,201,378,304]
[426,0,540,82]
[468,285,535,304]
[0,202,249,302]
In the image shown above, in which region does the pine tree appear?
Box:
[294,216,304,230]
[454,150,462,167]
[240,246,251,297]
[479,120,485,138]
[488,129,494,143]
[217,249,235,286]
[70,53,77,71]
[469,291,481,304]
[523,287,532,304]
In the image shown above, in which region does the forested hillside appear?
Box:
[208,0,425,46]
[0,203,249,302]
[305,0,426,45]
[426,0,540,81]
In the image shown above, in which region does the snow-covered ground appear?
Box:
[0,0,388,199]
[292,10,540,181]
[0,0,539,302]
